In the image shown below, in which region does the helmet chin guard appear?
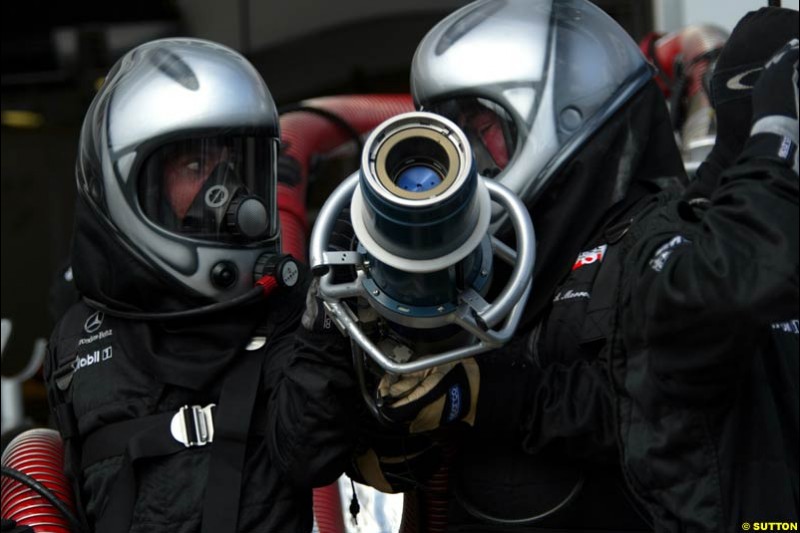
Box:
[310,112,535,374]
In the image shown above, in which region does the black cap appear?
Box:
[692,7,800,198]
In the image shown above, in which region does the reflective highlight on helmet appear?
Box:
[412,0,654,217]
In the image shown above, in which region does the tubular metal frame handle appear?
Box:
[309,173,536,374]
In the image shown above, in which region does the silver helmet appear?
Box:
[412,0,654,227]
[76,38,281,301]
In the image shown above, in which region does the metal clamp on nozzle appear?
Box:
[170,404,216,447]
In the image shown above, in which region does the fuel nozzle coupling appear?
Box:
[309,111,536,375]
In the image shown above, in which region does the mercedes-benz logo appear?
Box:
[84,311,105,333]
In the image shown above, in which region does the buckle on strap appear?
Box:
[170,404,215,447]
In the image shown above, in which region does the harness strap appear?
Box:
[88,349,266,533]
[93,411,193,532]
[201,349,265,533]
[81,411,178,470]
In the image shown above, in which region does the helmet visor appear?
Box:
[137,135,278,243]
[427,97,517,178]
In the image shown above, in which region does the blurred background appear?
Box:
[2,0,797,433]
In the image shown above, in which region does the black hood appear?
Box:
[515,80,686,326]
[70,193,299,390]
[71,193,211,315]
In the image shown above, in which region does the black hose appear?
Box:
[454,472,586,526]
[81,285,263,321]
[352,344,403,429]
[1,466,87,533]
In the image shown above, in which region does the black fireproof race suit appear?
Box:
[439,80,686,532]
[45,289,359,533]
[457,159,797,532]
[445,85,797,531]
[451,199,659,532]
[611,153,799,530]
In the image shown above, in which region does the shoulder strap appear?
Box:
[93,411,194,532]
[89,341,268,533]
[201,347,266,533]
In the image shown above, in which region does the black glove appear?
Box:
[740,38,799,173]
[378,358,480,433]
[688,7,799,198]
[752,39,799,123]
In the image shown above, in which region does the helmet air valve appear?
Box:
[254,254,301,289]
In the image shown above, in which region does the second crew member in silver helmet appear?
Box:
[412,0,656,223]
[412,0,688,327]
[363,0,689,531]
